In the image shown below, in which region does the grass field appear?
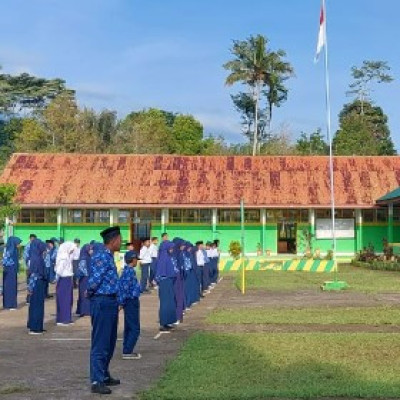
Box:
[237,267,400,293]
[140,332,400,399]
[207,306,400,325]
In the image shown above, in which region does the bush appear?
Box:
[352,260,400,272]
[229,241,242,260]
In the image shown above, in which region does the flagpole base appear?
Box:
[321,280,348,291]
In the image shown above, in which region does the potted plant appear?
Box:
[229,240,242,260]
[265,249,271,257]
[256,243,262,256]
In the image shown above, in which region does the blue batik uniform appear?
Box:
[118,265,141,355]
[27,239,47,333]
[88,247,119,385]
[2,236,22,309]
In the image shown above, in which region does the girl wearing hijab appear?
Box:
[54,241,75,326]
[172,238,185,325]
[76,243,93,317]
[2,236,22,310]
[183,242,199,308]
[155,240,177,332]
[27,238,47,334]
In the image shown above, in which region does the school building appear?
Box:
[1,153,400,256]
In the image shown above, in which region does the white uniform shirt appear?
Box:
[149,243,158,258]
[196,250,205,266]
[139,245,152,264]
[55,242,75,277]
[72,245,81,261]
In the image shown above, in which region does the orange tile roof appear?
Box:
[1,153,400,208]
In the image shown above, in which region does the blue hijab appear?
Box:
[4,236,21,269]
[156,240,176,278]
[29,239,47,276]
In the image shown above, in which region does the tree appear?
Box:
[260,126,295,155]
[112,108,172,154]
[14,118,48,152]
[0,70,73,116]
[347,60,393,114]
[223,34,293,155]
[43,92,78,150]
[0,183,19,227]
[231,92,269,144]
[334,100,396,155]
[296,129,329,155]
[0,118,23,168]
[170,114,204,155]
[97,110,118,151]
[333,114,381,155]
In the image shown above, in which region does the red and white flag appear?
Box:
[315,0,326,62]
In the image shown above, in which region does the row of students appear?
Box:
[156,235,221,332]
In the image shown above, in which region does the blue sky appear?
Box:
[1,0,399,150]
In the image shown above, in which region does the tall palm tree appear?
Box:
[224,35,294,155]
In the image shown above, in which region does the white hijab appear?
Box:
[55,241,76,277]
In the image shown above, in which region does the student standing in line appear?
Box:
[72,238,81,288]
[126,242,135,251]
[2,236,22,310]
[27,238,47,334]
[118,250,142,360]
[161,232,169,242]
[139,237,152,293]
[44,239,56,299]
[55,241,75,326]
[149,237,159,288]
[156,240,177,332]
[76,243,93,317]
[88,226,121,395]
[184,242,199,307]
[172,238,185,325]
[196,241,209,296]
[23,233,37,305]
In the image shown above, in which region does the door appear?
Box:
[130,222,151,253]
[277,222,297,254]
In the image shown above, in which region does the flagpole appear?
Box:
[322,0,336,261]
[320,0,347,291]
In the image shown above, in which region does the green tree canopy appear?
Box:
[334,100,396,156]
[296,129,329,155]
[0,183,19,227]
[170,114,204,155]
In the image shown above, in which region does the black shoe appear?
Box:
[91,383,112,395]
[104,376,120,386]
[160,325,173,332]
[200,294,205,298]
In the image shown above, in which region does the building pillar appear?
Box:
[57,208,62,239]
[212,209,218,240]
[261,209,266,253]
[110,208,118,226]
[355,209,363,252]
[388,203,394,244]
[4,217,13,241]
[309,209,315,236]
[161,209,168,233]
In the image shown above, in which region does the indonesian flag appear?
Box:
[315,0,326,62]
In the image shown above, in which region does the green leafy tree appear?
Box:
[113,108,172,154]
[296,129,329,155]
[0,183,20,227]
[97,110,118,151]
[0,70,73,115]
[14,118,48,152]
[170,114,204,155]
[0,118,23,168]
[224,34,294,155]
[333,114,381,155]
[334,100,396,155]
[347,60,393,114]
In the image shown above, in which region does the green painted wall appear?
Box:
[161,224,215,246]
[362,224,388,252]
[61,224,110,243]
[214,224,262,253]
[13,224,59,243]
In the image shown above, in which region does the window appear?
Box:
[169,209,211,223]
[17,209,57,224]
[335,209,354,219]
[362,209,375,223]
[138,209,161,222]
[68,209,110,223]
[118,210,131,223]
[266,209,309,223]
[377,208,388,222]
[394,207,400,222]
[316,209,332,219]
[219,209,241,223]
[244,210,261,223]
